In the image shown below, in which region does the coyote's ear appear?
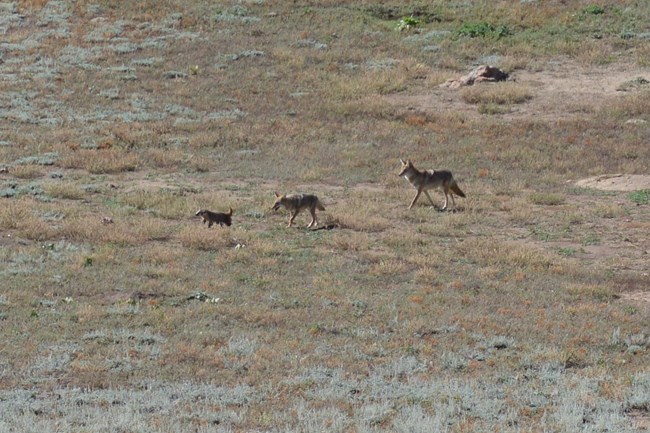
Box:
[274,192,281,198]
[399,158,406,165]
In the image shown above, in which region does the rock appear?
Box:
[441,65,509,89]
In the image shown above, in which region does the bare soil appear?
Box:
[575,174,650,191]
[387,62,649,122]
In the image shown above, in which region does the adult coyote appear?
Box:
[271,193,325,228]
[398,159,465,210]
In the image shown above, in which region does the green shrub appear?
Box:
[457,22,511,38]
[528,193,565,206]
[583,5,605,15]
[396,16,420,32]
[628,189,650,205]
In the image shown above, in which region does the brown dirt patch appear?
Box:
[575,174,650,192]
[387,61,649,122]
[620,290,650,304]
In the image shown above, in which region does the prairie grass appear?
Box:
[566,284,619,302]
[118,189,197,220]
[461,82,534,105]
[594,203,627,219]
[529,192,566,206]
[58,215,146,245]
[0,199,31,230]
[455,238,556,272]
[0,198,57,240]
[628,189,650,205]
[43,181,86,200]
[59,149,140,174]
[177,224,244,251]
[9,164,44,179]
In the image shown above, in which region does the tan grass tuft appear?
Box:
[178,225,239,251]
[368,257,407,276]
[142,148,186,170]
[0,199,56,240]
[566,284,619,302]
[0,200,30,230]
[10,165,43,179]
[59,215,146,245]
[120,190,196,220]
[16,0,48,10]
[44,182,86,200]
[60,149,139,174]
[528,192,565,206]
[131,217,175,242]
[456,239,555,272]
[461,82,534,105]
[414,266,439,284]
[594,204,626,219]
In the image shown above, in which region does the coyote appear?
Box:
[195,207,233,228]
[398,159,466,210]
[271,192,325,228]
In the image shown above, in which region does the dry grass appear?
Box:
[529,192,566,206]
[59,149,140,174]
[0,198,57,240]
[0,199,31,230]
[43,181,87,200]
[461,82,534,105]
[177,224,244,251]
[1,1,649,432]
[58,216,147,245]
[9,164,44,179]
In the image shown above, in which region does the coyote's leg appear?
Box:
[441,191,449,211]
[449,192,456,209]
[423,190,436,207]
[307,208,318,228]
[408,189,422,209]
[288,211,299,227]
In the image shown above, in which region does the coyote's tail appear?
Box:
[224,207,233,227]
[450,182,466,198]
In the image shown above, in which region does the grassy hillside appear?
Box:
[1,1,649,431]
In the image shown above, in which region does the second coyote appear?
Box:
[271,192,325,228]
[398,159,466,210]
[195,207,233,228]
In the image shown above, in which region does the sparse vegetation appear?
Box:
[583,5,606,15]
[529,192,566,206]
[461,82,534,105]
[456,22,511,39]
[0,1,648,432]
[396,16,420,32]
[628,189,650,205]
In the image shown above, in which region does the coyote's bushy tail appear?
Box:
[451,183,465,198]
